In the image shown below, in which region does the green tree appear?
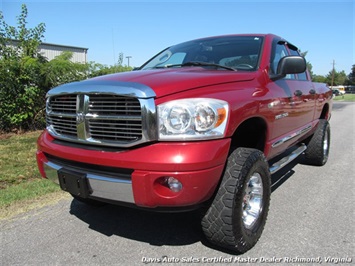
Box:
[0,4,47,132]
[0,4,45,59]
[43,51,89,88]
[312,74,327,83]
[117,52,124,66]
[0,4,133,132]
[88,53,133,78]
[300,51,314,79]
[347,64,355,85]
[325,69,348,86]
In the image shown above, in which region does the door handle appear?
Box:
[294,90,303,97]
[309,89,316,95]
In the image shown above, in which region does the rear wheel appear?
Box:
[201,148,271,253]
[304,119,330,166]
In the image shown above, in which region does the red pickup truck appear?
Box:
[36,34,332,253]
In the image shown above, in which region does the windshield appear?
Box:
[140,36,264,71]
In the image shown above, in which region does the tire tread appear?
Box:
[201,148,271,253]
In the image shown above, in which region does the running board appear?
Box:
[269,144,307,174]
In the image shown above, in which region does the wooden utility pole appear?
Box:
[331,60,335,88]
[126,56,132,67]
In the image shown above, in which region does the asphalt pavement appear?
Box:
[1,102,354,265]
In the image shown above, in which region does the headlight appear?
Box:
[158,98,229,140]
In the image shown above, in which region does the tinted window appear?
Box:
[289,48,308,81]
[271,43,295,79]
[141,36,264,71]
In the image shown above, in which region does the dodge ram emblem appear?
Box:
[76,112,85,124]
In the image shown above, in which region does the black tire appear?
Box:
[201,148,271,253]
[304,119,330,166]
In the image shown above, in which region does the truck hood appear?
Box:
[91,68,256,98]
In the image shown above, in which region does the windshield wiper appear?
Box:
[181,61,236,71]
[160,61,236,71]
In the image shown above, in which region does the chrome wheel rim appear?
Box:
[242,172,263,229]
[323,130,329,157]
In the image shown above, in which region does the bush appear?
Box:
[0,56,47,132]
[0,4,132,132]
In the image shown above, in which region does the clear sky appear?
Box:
[1,0,354,76]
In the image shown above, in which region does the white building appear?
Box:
[6,39,88,63]
[38,42,88,63]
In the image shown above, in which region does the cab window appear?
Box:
[289,48,309,81]
[271,42,295,79]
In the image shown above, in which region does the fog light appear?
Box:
[165,177,182,192]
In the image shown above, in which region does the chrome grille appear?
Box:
[88,95,141,116]
[46,116,77,137]
[88,119,142,141]
[46,94,149,147]
[49,95,77,114]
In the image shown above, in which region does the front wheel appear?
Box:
[201,148,271,253]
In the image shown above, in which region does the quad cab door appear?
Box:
[288,47,316,125]
[267,40,315,152]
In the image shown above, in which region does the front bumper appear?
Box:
[37,130,230,208]
[39,158,135,203]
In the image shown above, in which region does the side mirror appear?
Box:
[270,56,306,81]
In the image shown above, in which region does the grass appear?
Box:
[0,131,41,189]
[0,179,60,208]
[333,94,355,102]
[0,131,61,215]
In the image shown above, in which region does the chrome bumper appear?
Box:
[43,161,135,203]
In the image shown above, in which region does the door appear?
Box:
[267,40,315,154]
[288,47,316,124]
